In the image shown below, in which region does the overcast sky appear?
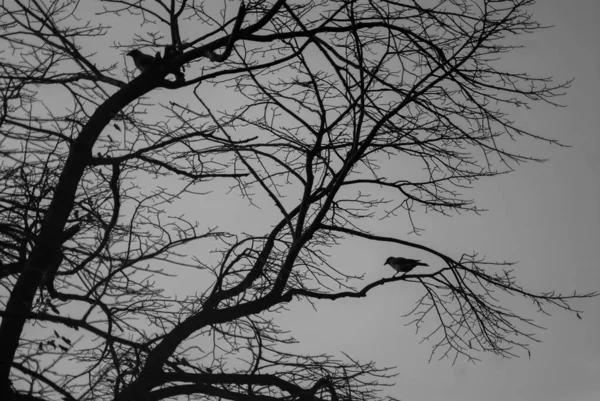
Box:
[119,1,600,400]
[97,1,600,400]
[17,1,598,400]
[274,1,600,401]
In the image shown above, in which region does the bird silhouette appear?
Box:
[127,49,161,73]
[384,257,428,276]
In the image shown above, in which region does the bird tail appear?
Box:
[418,262,429,267]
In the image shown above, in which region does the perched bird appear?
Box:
[127,49,161,73]
[384,256,428,275]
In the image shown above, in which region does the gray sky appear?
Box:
[118,1,600,400]
[17,1,598,400]
[274,1,600,400]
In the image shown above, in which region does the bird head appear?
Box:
[384,257,394,266]
[127,50,142,58]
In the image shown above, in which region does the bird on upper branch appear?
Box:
[127,49,161,73]
[384,256,428,276]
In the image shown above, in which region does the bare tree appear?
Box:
[0,1,596,401]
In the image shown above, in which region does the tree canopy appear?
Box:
[0,1,595,401]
